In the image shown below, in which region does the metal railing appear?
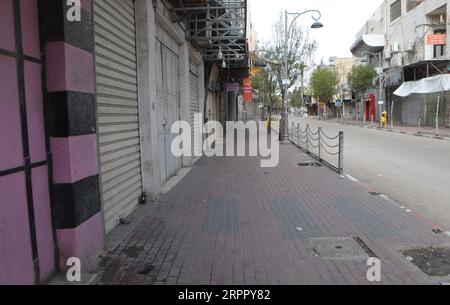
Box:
[290,122,344,174]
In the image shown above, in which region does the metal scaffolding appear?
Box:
[166,0,248,67]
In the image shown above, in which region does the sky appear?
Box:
[249,0,385,64]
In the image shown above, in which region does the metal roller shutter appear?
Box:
[94,0,143,233]
[189,69,201,156]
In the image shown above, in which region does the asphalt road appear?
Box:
[290,116,450,229]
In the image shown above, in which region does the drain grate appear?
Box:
[298,162,322,167]
[402,248,450,277]
[311,237,370,261]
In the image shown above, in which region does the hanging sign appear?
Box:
[227,82,240,92]
[242,78,253,103]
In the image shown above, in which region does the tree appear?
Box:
[261,13,317,104]
[310,66,338,104]
[347,64,377,124]
[289,88,303,109]
[252,62,280,127]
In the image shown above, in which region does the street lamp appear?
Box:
[282,9,323,143]
[361,51,384,128]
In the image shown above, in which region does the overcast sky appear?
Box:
[249,0,384,63]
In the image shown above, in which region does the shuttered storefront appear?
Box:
[155,25,182,183]
[94,0,143,233]
[189,66,201,157]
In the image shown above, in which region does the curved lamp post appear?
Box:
[281,10,323,143]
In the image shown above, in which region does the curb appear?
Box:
[334,121,450,142]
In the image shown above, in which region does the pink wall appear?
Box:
[0,0,15,52]
[32,166,55,281]
[0,55,23,170]
[0,173,35,285]
[0,0,56,284]
[21,0,41,59]
[25,61,47,163]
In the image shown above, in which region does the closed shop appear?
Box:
[189,63,201,156]
[155,24,182,183]
[93,0,143,233]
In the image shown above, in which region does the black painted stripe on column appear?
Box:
[53,175,101,230]
[46,91,96,137]
[38,0,94,53]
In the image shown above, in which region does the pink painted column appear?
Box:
[39,0,104,271]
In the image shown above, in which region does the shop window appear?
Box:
[391,0,402,22]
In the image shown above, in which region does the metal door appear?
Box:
[155,39,181,183]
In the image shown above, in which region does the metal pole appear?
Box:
[390,99,394,129]
[436,95,440,137]
[339,131,344,175]
[282,9,289,143]
[318,127,322,161]
[306,124,310,153]
[378,52,383,128]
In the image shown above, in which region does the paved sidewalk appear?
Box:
[318,117,450,139]
[91,142,450,285]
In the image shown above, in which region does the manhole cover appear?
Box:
[298,162,322,167]
[402,248,450,277]
[311,237,370,261]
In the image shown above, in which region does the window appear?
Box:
[433,30,446,58]
[406,0,423,12]
[391,0,402,22]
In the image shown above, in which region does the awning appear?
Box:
[394,74,450,97]
[350,34,385,57]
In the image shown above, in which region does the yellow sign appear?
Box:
[251,66,262,76]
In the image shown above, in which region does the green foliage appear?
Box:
[252,63,279,108]
[310,66,338,103]
[347,64,377,101]
[289,88,303,108]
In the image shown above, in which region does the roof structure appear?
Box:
[166,0,248,68]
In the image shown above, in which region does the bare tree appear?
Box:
[262,13,317,103]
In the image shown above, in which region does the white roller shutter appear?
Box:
[189,68,201,157]
[94,0,143,233]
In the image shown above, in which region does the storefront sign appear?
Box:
[427,34,446,45]
[227,82,240,92]
[242,78,253,103]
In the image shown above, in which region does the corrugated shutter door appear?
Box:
[94,0,143,233]
[189,71,200,156]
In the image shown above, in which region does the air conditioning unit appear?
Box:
[384,49,392,59]
[390,42,400,54]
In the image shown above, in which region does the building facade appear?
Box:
[0,0,249,284]
[351,0,450,127]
